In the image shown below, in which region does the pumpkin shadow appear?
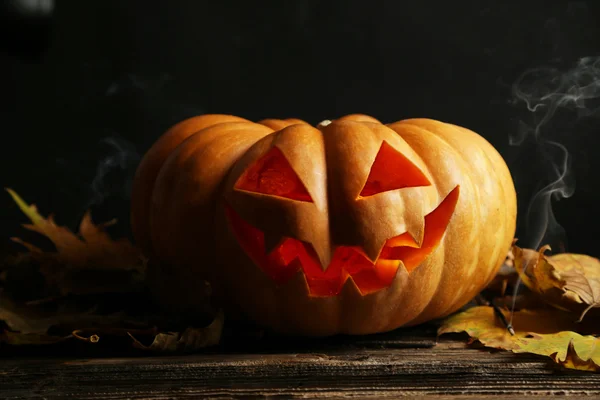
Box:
[216,320,438,355]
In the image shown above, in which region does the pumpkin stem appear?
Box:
[317,120,332,128]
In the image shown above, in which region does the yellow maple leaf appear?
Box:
[512,244,600,321]
[551,339,600,372]
[438,306,600,372]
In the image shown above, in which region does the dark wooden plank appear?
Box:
[218,322,439,353]
[1,337,599,399]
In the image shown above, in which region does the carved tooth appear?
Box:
[280,269,311,297]
[363,236,387,264]
[264,232,284,255]
[363,213,425,262]
[339,275,364,298]
[404,214,425,248]
[311,238,333,272]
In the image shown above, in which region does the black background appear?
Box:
[2,0,600,257]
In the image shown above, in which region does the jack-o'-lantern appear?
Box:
[131,114,517,336]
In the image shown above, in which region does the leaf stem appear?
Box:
[490,298,515,336]
[477,293,515,336]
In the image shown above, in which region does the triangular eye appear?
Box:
[235,147,313,202]
[360,141,431,197]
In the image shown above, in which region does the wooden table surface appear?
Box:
[2,325,599,399]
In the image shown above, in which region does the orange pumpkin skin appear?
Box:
[132,114,517,336]
[130,114,250,256]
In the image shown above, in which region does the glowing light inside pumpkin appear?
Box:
[226,186,459,297]
[229,142,459,296]
[235,146,312,202]
[360,141,431,197]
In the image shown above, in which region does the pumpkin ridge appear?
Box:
[387,121,478,325]
[131,114,252,254]
[446,123,494,282]
[148,123,274,277]
[426,121,511,314]
[441,124,483,317]
[395,120,512,324]
[444,123,503,296]
[149,123,270,228]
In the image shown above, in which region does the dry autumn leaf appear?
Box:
[0,293,67,334]
[0,331,72,346]
[2,190,223,351]
[512,244,600,321]
[438,306,600,372]
[0,297,127,335]
[0,290,130,345]
[552,339,600,372]
[0,288,221,350]
[6,188,146,295]
[128,310,224,353]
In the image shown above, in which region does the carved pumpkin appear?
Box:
[131,114,517,336]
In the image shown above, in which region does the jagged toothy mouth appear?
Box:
[225,186,460,297]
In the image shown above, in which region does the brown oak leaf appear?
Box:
[512,244,600,321]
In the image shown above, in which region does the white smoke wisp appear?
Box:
[510,56,600,250]
[508,56,600,324]
[88,136,141,207]
[105,73,172,97]
[512,56,600,145]
[523,140,572,251]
